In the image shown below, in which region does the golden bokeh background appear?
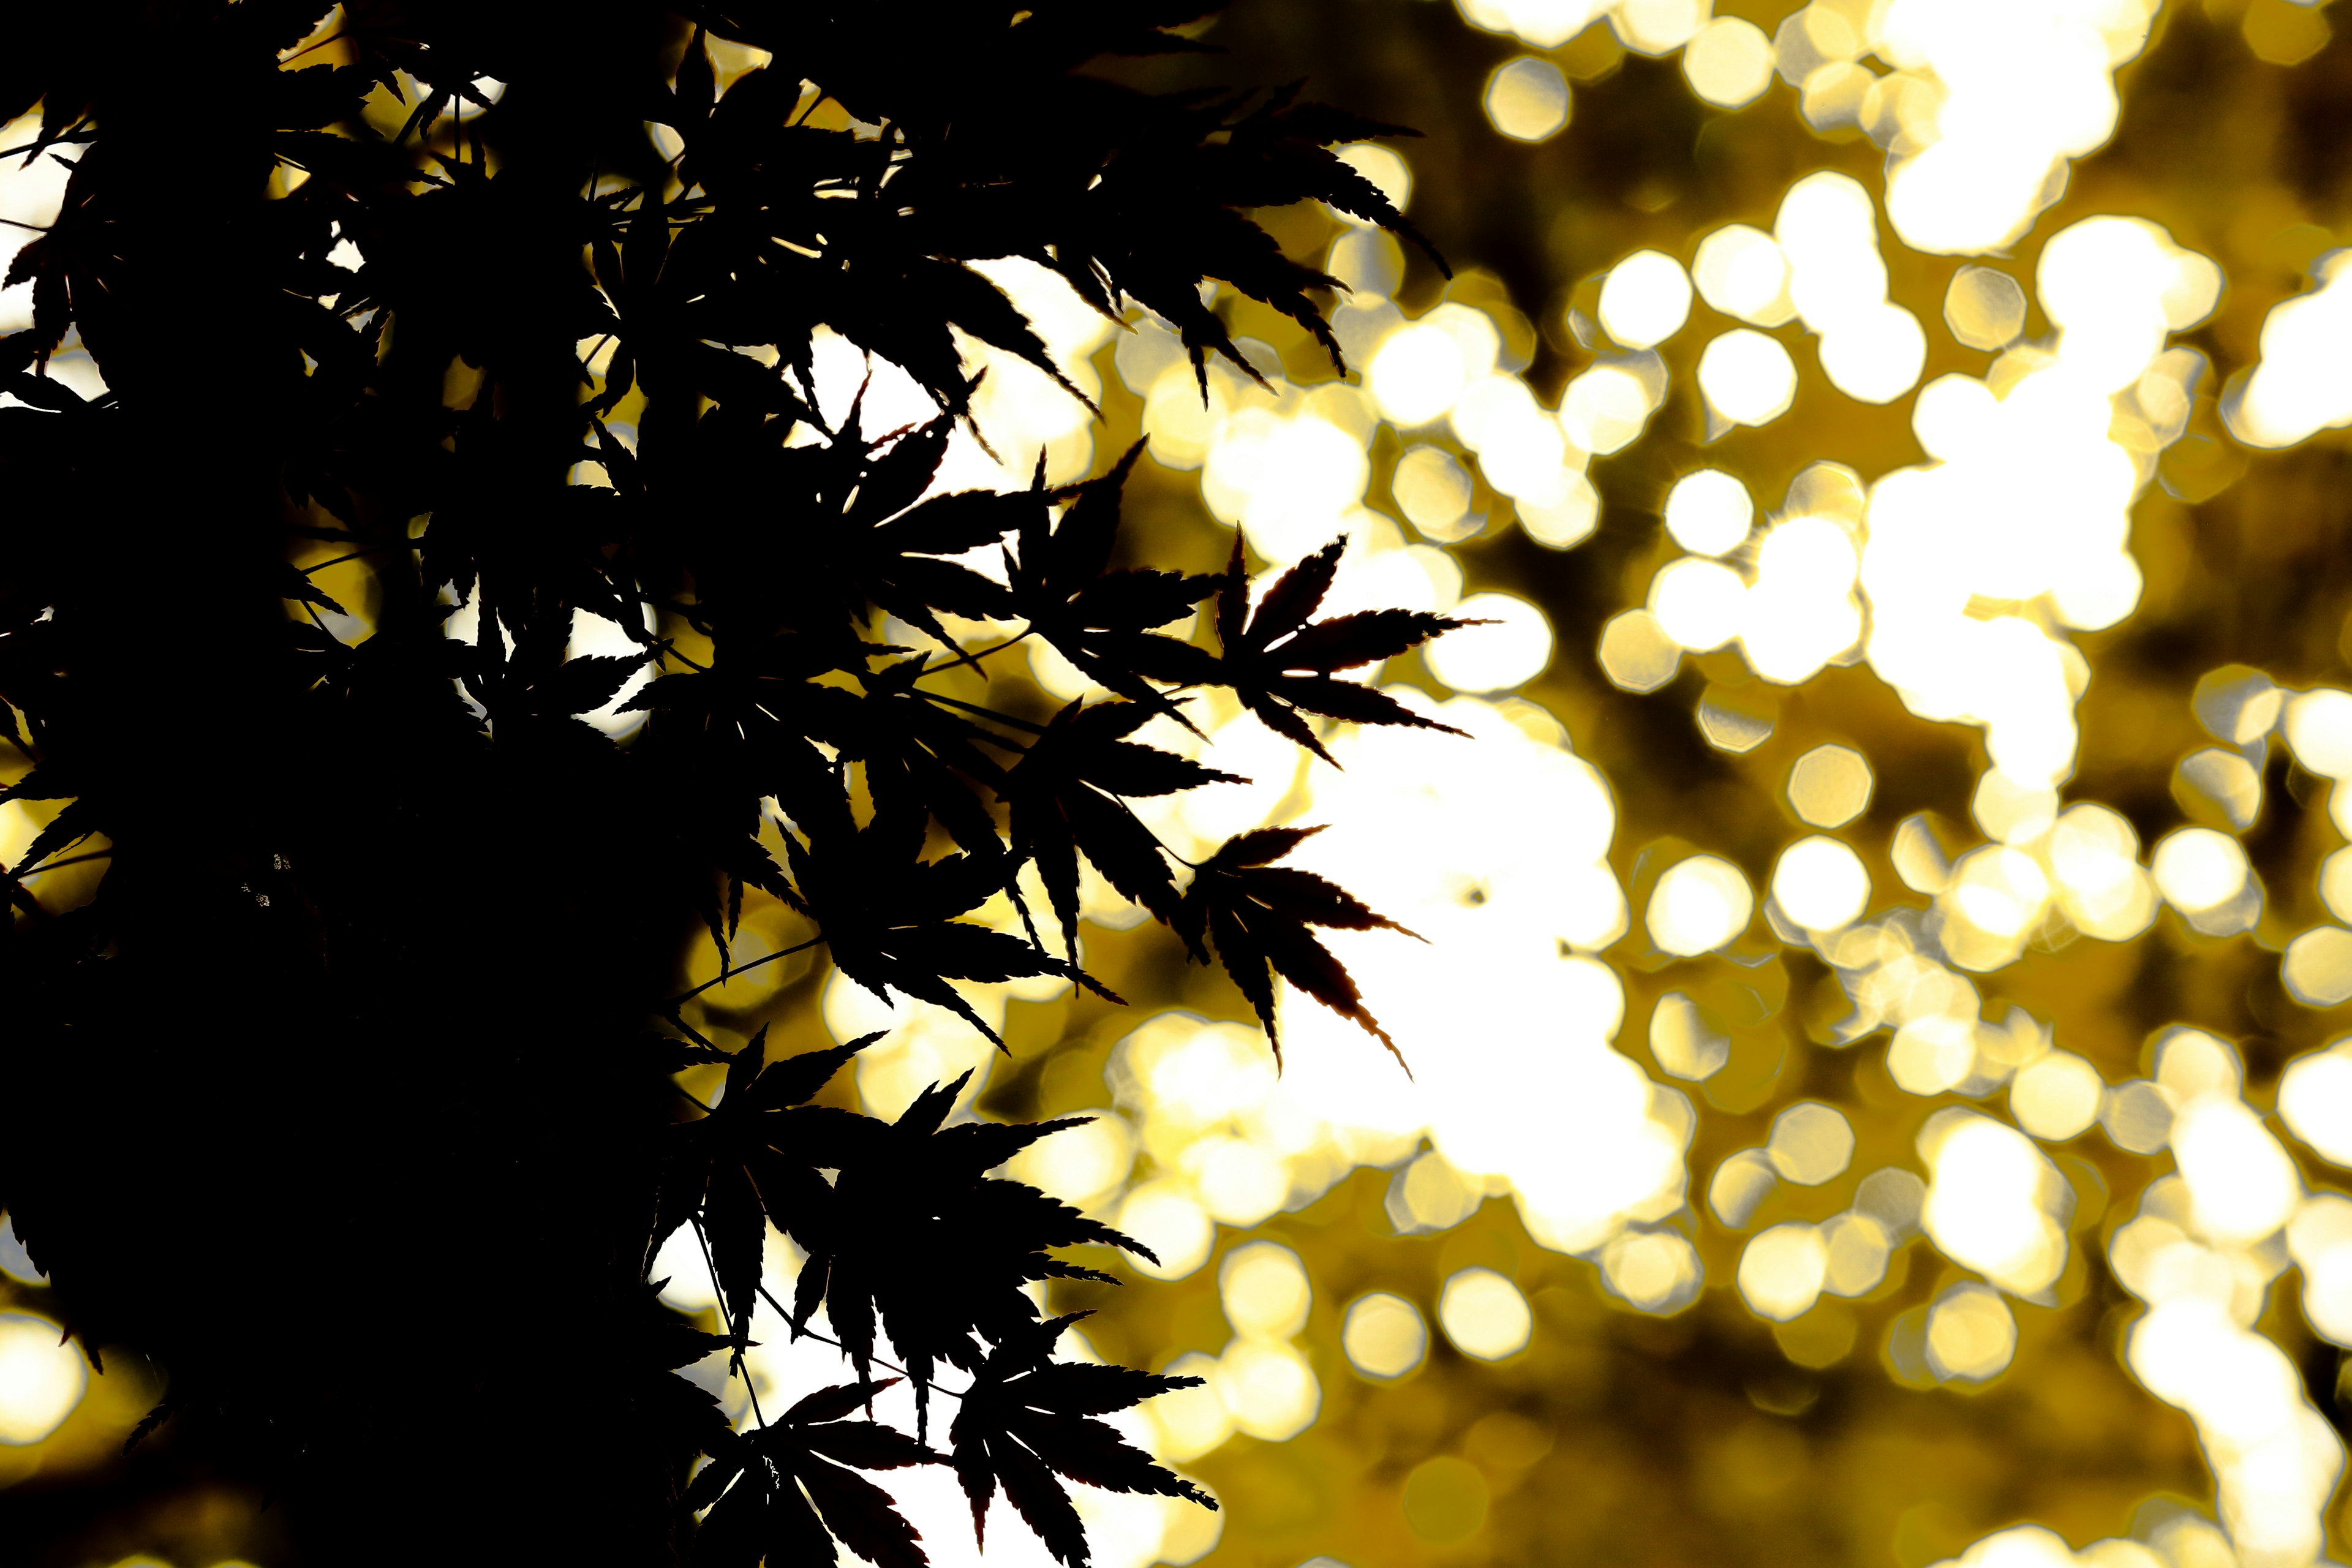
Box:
[8,1,2352,1566]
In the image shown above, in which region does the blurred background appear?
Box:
[9,1,2352,1566]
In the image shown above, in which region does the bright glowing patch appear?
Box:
[2150,827,2249,914]
[1393,444,1476,541]
[1599,251,1694,349]
[1738,1223,1828,1321]
[2011,1052,2105,1142]
[0,1314,84,1445]
[1681,17,1776,107]
[1693,225,1794,326]
[1426,592,1554,693]
[2282,1044,2352,1166]
[1772,836,1871,931]
[1438,1267,1532,1360]
[1663,469,1753,557]
[1698,329,1799,426]
[1646,854,1755,956]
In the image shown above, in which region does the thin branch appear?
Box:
[755,1281,967,1403]
[278,26,352,64]
[302,544,399,575]
[656,636,711,673]
[665,935,826,1010]
[12,848,110,878]
[959,627,1036,666]
[914,688,1048,735]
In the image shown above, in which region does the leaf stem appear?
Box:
[693,1219,769,1430]
[12,848,110,878]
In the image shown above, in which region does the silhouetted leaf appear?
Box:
[780,799,1068,1044]
[797,1077,1152,1443]
[1174,823,1417,1067]
[950,1314,1214,1568]
[654,1029,884,1338]
[1212,535,1474,763]
[1006,443,1221,722]
[690,1379,941,1568]
[1003,699,1242,944]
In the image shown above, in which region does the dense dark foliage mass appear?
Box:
[0,2,1456,1563]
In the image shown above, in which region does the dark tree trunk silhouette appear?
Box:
[0,3,1450,1564]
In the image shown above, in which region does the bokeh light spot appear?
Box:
[1651,557,1746,652]
[1214,1338,1320,1441]
[1599,251,1694,349]
[1341,1292,1429,1379]
[1600,1229,1703,1313]
[1681,17,1777,108]
[1772,835,1871,932]
[1438,1268,1532,1360]
[1598,609,1683,693]
[1426,592,1553,693]
[1482,57,1571,142]
[1393,444,1476,541]
[1698,329,1800,426]
[2285,928,2352,1009]
[1693,225,1795,326]
[1768,1101,1856,1186]
[2282,1043,2352,1166]
[1738,1223,1829,1321]
[1646,854,1755,956]
[2150,828,2250,915]
[1221,1241,1311,1340]
[1664,469,1754,557]
[1944,266,2029,352]
[1925,1284,2017,1382]
[1787,744,1874,828]
[0,1314,85,1445]
[2010,1052,2105,1142]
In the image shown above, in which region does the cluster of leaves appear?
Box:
[0,2,1461,1563]
[661,1036,1215,1567]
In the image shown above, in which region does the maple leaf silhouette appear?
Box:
[780,797,1063,1046]
[949,1314,1214,1568]
[1174,824,1418,1069]
[795,413,1030,650]
[795,1076,1152,1444]
[844,657,1017,858]
[617,633,873,826]
[654,1030,883,1341]
[1212,535,1476,764]
[1005,443,1221,724]
[1001,700,1243,946]
[689,1379,941,1568]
